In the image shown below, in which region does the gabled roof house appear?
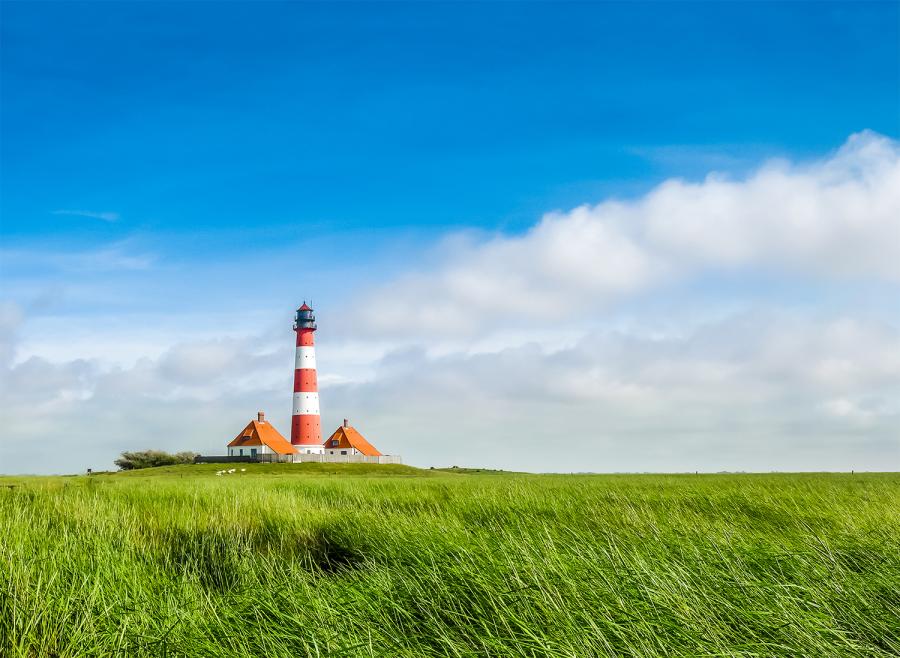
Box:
[324,420,382,457]
[227,412,296,457]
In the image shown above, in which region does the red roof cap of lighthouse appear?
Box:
[298,302,312,311]
[323,424,382,456]
[228,419,297,455]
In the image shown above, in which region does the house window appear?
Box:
[341,450,347,455]
[251,448,257,457]
[239,449,244,456]
[332,439,339,447]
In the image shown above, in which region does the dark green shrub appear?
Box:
[114,450,198,470]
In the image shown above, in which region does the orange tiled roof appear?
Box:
[228,419,297,455]
[323,424,382,456]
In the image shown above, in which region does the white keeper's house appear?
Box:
[322,420,382,457]
[226,412,296,458]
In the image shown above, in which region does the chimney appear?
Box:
[258,411,265,423]
[343,418,348,428]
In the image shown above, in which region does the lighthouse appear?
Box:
[291,302,323,454]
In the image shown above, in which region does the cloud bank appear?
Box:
[352,131,900,336]
[2,306,897,474]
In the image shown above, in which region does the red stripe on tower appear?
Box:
[291,302,323,453]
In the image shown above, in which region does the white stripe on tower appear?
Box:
[292,392,320,416]
[294,346,317,370]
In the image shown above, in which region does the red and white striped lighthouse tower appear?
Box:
[291,302,323,453]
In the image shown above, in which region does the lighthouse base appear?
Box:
[264,453,401,464]
[292,444,325,455]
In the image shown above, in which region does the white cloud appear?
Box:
[1,242,155,273]
[350,131,900,337]
[52,209,120,222]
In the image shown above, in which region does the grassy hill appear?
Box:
[1,466,898,656]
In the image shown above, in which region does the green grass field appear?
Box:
[1,465,898,657]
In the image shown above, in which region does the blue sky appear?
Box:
[1,1,899,474]
[3,2,897,241]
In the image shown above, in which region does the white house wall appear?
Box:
[228,444,278,456]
